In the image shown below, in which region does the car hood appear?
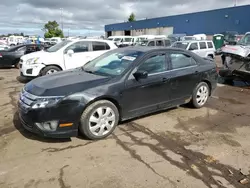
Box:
[24,69,111,96]
[20,50,50,61]
[221,45,250,58]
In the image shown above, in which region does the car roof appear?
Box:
[116,46,189,53]
[176,40,213,43]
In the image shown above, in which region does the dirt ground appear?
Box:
[1,66,250,188]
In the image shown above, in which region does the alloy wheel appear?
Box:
[88,106,116,136]
[196,85,209,106]
[46,69,58,74]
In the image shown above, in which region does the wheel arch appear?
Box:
[201,79,212,96]
[40,64,63,74]
[83,96,122,120]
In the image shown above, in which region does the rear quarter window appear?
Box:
[207,42,213,48]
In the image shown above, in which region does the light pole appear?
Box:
[60,8,64,35]
[234,0,237,6]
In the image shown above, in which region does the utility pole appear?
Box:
[234,0,237,6]
[60,8,64,35]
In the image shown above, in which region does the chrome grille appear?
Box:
[19,89,38,109]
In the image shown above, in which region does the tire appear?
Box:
[41,66,61,76]
[79,100,119,140]
[191,82,210,108]
[14,59,20,69]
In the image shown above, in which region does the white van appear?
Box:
[132,35,166,45]
[19,39,117,77]
[8,36,24,46]
[107,36,133,46]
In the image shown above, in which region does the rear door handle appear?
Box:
[162,77,168,82]
[195,71,199,74]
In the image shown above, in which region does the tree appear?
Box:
[43,21,64,38]
[128,13,136,22]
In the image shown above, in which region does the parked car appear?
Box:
[19,39,117,77]
[7,35,25,46]
[168,34,186,43]
[140,38,171,47]
[132,35,166,46]
[0,44,44,68]
[219,32,250,82]
[107,36,133,47]
[0,42,9,50]
[18,46,218,140]
[172,40,215,59]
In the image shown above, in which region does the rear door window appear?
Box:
[92,42,109,51]
[199,42,207,49]
[156,40,164,46]
[169,52,196,70]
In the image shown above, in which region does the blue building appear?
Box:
[105,5,250,37]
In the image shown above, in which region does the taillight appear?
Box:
[0,53,2,58]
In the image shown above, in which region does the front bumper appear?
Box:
[19,62,45,77]
[18,100,84,138]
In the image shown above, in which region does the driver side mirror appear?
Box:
[67,49,74,56]
[133,71,148,81]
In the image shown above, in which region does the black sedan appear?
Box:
[0,44,44,68]
[18,47,218,140]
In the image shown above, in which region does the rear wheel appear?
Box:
[41,66,61,76]
[191,82,210,108]
[79,100,119,140]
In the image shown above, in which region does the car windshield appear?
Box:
[114,38,121,42]
[83,49,143,76]
[172,42,189,49]
[107,38,113,41]
[237,34,250,46]
[46,40,72,52]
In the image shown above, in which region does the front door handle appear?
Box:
[194,71,199,74]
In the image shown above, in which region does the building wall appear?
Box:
[105,5,250,35]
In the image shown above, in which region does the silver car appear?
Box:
[172,40,216,59]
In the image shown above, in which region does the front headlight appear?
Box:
[26,57,40,65]
[31,97,63,109]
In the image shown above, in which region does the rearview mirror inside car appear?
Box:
[133,71,148,80]
[67,49,74,56]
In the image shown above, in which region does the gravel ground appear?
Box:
[0,66,250,188]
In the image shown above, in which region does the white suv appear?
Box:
[172,40,215,59]
[19,39,117,77]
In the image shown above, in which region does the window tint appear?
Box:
[165,40,171,47]
[199,42,207,49]
[156,40,164,46]
[207,42,213,48]
[92,42,108,51]
[148,41,155,46]
[170,53,196,69]
[138,54,166,74]
[189,43,198,50]
[65,41,89,53]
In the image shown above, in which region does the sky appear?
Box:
[0,0,249,36]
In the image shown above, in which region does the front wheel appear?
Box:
[191,82,210,108]
[41,66,61,76]
[79,100,119,140]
